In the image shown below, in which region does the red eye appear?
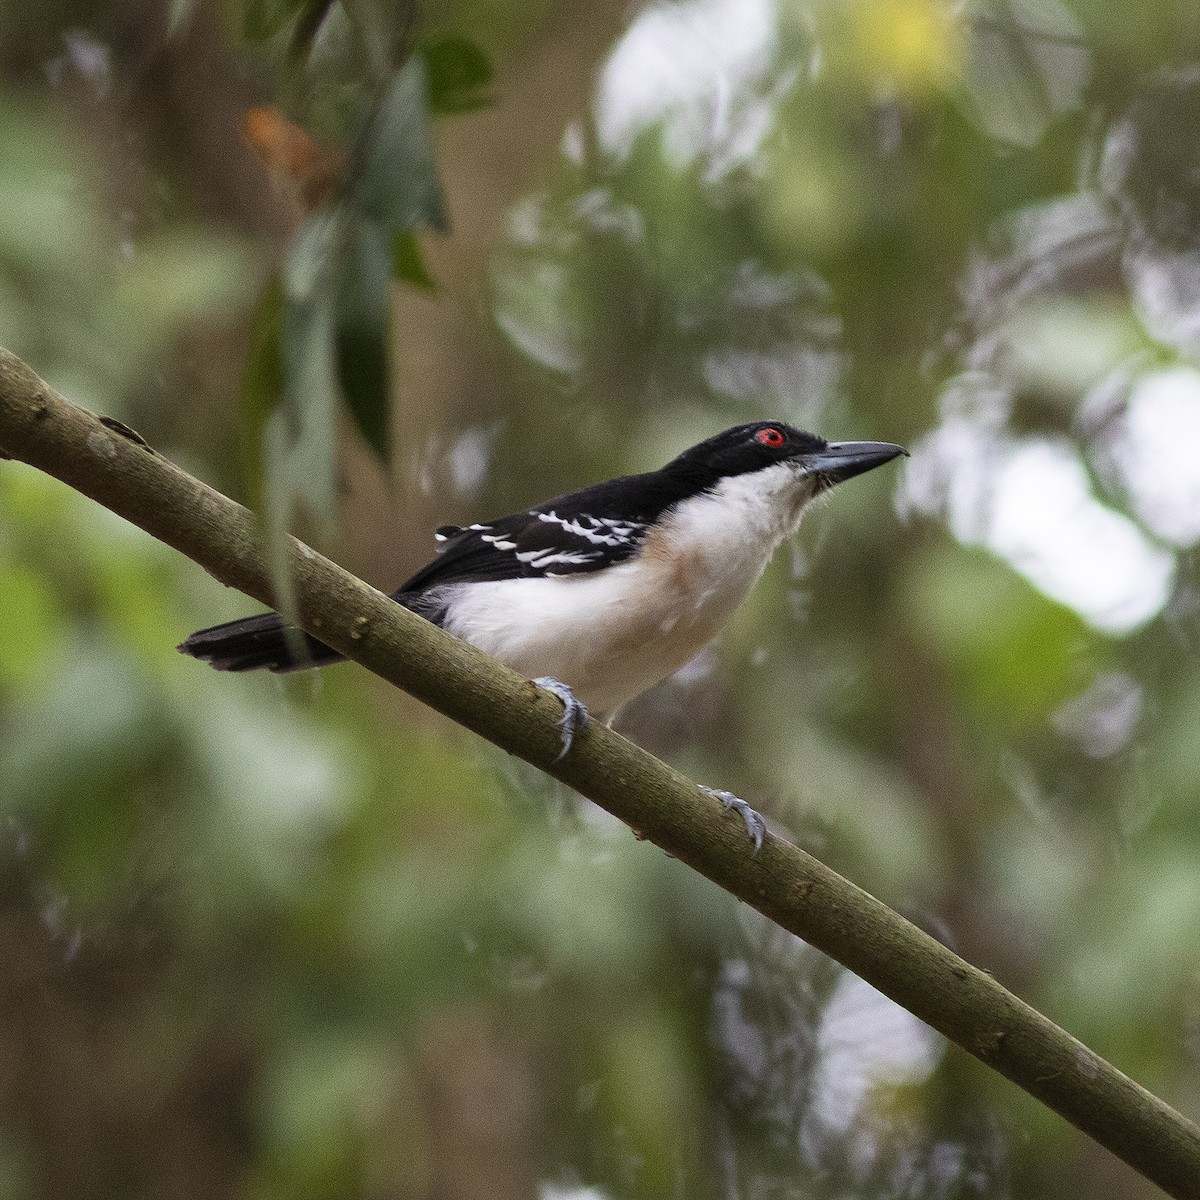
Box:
[756,427,785,448]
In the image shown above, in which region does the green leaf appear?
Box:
[0,561,64,689]
[246,211,340,635]
[238,279,285,511]
[243,0,307,43]
[335,217,392,462]
[280,210,339,518]
[902,543,1099,729]
[421,34,495,115]
[391,229,435,290]
[287,0,339,65]
[352,59,446,233]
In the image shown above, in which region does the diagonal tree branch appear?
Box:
[1,344,1198,1198]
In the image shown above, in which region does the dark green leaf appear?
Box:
[238,279,285,511]
[391,230,436,290]
[277,209,340,520]
[335,217,392,462]
[421,34,495,115]
[243,0,307,43]
[236,217,340,634]
[351,59,447,233]
[286,0,337,62]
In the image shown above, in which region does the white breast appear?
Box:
[439,462,819,715]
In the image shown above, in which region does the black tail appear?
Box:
[178,611,345,673]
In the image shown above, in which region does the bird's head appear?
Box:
[654,422,908,539]
[670,421,907,494]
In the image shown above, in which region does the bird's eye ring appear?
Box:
[756,427,785,448]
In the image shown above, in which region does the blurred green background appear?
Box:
[3,0,1200,1196]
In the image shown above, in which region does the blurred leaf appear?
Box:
[283,207,337,318]
[421,34,495,115]
[99,230,258,365]
[391,229,435,290]
[1146,672,1200,816]
[295,3,368,136]
[239,279,286,511]
[243,0,307,42]
[285,0,337,61]
[492,256,585,373]
[1001,295,1150,401]
[1110,70,1200,255]
[262,207,340,621]
[0,561,64,689]
[88,530,187,664]
[279,212,339,513]
[761,127,867,258]
[761,723,947,899]
[599,1014,696,1195]
[0,100,104,274]
[0,639,155,813]
[335,217,392,462]
[259,1034,392,1196]
[191,691,357,897]
[166,0,200,37]
[960,0,1090,146]
[352,59,446,232]
[502,835,661,978]
[903,543,1099,727]
[1063,851,1200,1040]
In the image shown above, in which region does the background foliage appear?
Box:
[2,0,1200,1196]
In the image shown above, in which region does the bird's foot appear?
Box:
[533,677,589,761]
[700,786,766,853]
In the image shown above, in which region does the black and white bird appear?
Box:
[179,422,905,848]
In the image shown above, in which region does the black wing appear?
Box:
[397,508,649,597]
[393,465,702,608]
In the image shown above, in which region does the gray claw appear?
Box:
[701,786,766,853]
[533,677,589,760]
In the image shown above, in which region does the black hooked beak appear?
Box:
[798,440,908,487]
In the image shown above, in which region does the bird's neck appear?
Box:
[660,462,816,572]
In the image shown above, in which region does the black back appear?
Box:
[395,422,825,616]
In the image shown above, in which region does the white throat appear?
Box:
[657,460,820,568]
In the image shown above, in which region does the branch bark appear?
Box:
[1,345,1198,1197]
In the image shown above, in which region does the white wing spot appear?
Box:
[536,510,646,547]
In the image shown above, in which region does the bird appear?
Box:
[179,422,906,849]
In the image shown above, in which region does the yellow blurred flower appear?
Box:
[851,0,963,90]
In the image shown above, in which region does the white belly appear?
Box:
[437,462,815,714]
[438,557,761,714]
